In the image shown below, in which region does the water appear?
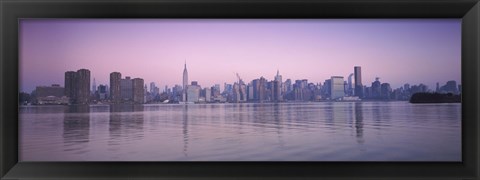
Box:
[19,101,461,161]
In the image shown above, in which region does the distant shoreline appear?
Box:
[409,92,461,104]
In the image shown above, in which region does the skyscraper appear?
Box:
[92,78,97,94]
[258,77,267,102]
[354,66,363,98]
[120,76,133,101]
[347,73,354,96]
[182,61,188,102]
[274,70,283,101]
[75,69,90,104]
[330,76,345,100]
[132,78,145,104]
[64,71,76,102]
[109,72,122,103]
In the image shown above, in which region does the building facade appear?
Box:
[64,71,76,102]
[109,72,122,103]
[182,62,188,102]
[75,69,91,104]
[330,76,345,100]
[132,78,145,104]
[354,66,363,98]
[120,76,133,101]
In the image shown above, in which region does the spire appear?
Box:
[277,69,279,76]
[184,59,187,69]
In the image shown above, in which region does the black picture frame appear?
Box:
[1,0,479,179]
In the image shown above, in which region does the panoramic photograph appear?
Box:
[19,19,461,161]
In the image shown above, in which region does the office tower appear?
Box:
[182,62,188,102]
[371,77,381,98]
[404,83,410,94]
[120,76,133,101]
[239,83,247,102]
[233,83,240,102]
[36,84,65,98]
[247,84,254,101]
[132,78,144,104]
[211,84,221,98]
[191,81,198,86]
[354,66,363,98]
[273,80,282,101]
[150,82,157,95]
[187,85,200,103]
[440,80,458,93]
[323,79,331,98]
[258,77,267,102]
[330,76,345,100]
[75,69,91,104]
[284,79,292,93]
[204,88,211,102]
[92,78,97,94]
[273,70,283,101]
[344,81,349,95]
[64,71,76,101]
[34,84,68,105]
[251,79,260,100]
[98,84,108,100]
[348,73,354,96]
[381,83,392,99]
[110,72,122,103]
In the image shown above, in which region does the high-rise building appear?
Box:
[381,83,392,99]
[252,79,260,101]
[187,85,200,103]
[323,79,331,98]
[109,72,122,103]
[203,88,211,102]
[132,78,144,104]
[330,76,345,100]
[120,76,133,101]
[64,71,76,101]
[92,78,97,94]
[98,84,108,100]
[273,70,283,101]
[258,77,267,102]
[273,80,282,101]
[239,83,247,102]
[75,69,91,104]
[247,84,254,101]
[284,79,292,93]
[440,80,458,94]
[347,73,354,96]
[182,62,188,102]
[354,66,363,98]
[371,77,381,98]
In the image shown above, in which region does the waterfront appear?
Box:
[19,101,461,161]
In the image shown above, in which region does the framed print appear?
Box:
[1,0,479,179]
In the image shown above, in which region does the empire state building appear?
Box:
[182,62,188,102]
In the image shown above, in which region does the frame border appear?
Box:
[1,0,479,179]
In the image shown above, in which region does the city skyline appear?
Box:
[20,19,461,93]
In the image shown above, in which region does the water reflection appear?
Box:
[182,105,189,157]
[108,104,145,147]
[63,105,90,153]
[354,102,364,144]
[20,102,461,161]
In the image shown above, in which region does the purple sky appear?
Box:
[19,19,461,93]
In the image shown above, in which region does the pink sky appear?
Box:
[19,19,461,92]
